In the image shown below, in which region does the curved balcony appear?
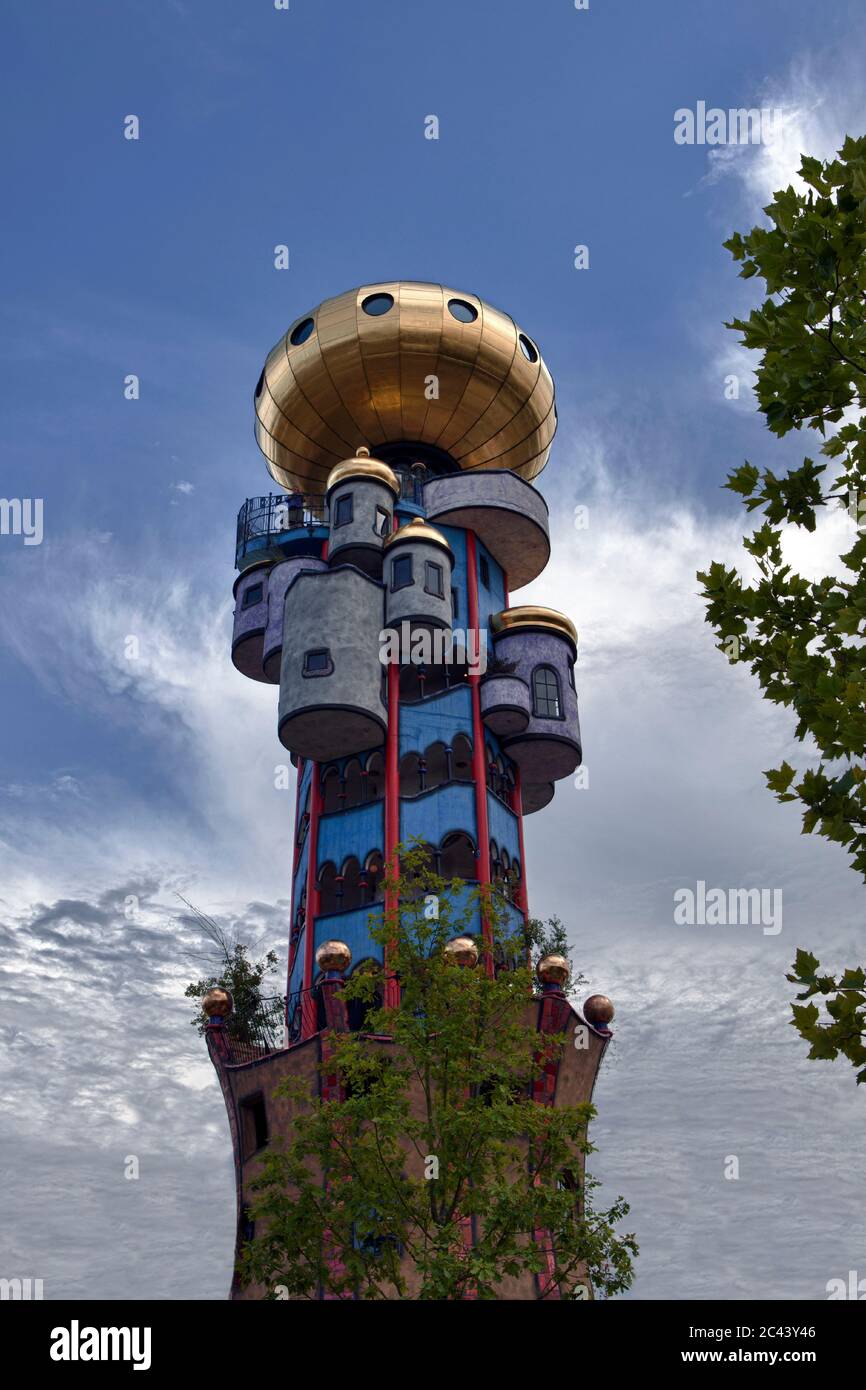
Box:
[424,470,550,590]
[236,493,328,572]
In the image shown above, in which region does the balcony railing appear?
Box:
[236,493,328,568]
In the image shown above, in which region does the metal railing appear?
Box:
[236,493,328,567]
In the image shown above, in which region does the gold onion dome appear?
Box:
[254,282,556,494]
[383,516,454,558]
[202,987,233,1018]
[537,953,571,987]
[583,994,615,1027]
[325,447,401,498]
[491,606,578,651]
[443,935,480,968]
[315,939,352,974]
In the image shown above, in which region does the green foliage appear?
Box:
[787,948,866,1083]
[699,137,866,1083]
[238,844,636,1301]
[183,900,283,1047]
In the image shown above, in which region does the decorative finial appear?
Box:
[444,935,479,968]
[356,445,370,457]
[536,953,570,987]
[316,940,352,974]
[202,987,233,1019]
[583,994,615,1028]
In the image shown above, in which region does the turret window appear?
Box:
[391,554,413,591]
[374,507,391,538]
[425,561,444,598]
[334,494,354,528]
[242,582,264,609]
[532,665,562,720]
[303,648,333,677]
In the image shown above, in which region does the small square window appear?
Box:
[479,554,490,588]
[242,582,264,610]
[304,648,333,676]
[425,561,444,598]
[374,507,391,538]
[334,493,353,528]
[392,554,413,590]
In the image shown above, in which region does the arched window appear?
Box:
[399,751,422,798]
[344,759,363,809]
[321,766,341,815]
[532,665,562,720]
[341,856,361,911]
[425,741,449,791]
[366,752,384,801]
[364,851,385,904]
[318,861,339,915]
[489,838,501,882]
[452,734,473,781]
[440,831,477,881]
[500,848,512,900]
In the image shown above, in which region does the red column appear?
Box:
[384,659,401,1008]
[301,761,322,1038]
[466,533,492,967]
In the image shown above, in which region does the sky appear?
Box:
[1,0,866,1301]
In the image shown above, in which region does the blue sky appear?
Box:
[2,0,866,1301]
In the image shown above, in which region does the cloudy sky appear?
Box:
[2,0,865,1300]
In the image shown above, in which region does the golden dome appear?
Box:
[491,605,578,650]
[325,448,401,498]
[443,935,480,968]
[202,987,233,1018]
[583,994,615,1027]
[254,282,556,494]
[315,939,352,974]
[536,953,571,986]
[383,516,454,558]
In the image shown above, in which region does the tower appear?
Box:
[206,282,614,1299]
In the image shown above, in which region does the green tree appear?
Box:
[698,136,866,1083]
[238,844,636,1300]
[182,895,283,1049]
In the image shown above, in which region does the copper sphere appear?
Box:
[444,935,479,968]
[202,987,233,1019]
[315,939,352,974]
[536,953,570,986]
[583,994,615,1027]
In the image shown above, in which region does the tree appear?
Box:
[697,136,866,1083]
[182,894,284,1049]
[238,844,637,1300]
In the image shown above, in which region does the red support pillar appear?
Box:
[301,761,321,1038]
[466,533,492,969]
[384,659,401,1008]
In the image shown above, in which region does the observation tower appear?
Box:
[204,282,614,1298]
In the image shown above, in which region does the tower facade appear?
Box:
[206,282,614,1299]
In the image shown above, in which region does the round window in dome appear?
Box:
[290,317,315,346]
[518,333,539,363]
[448,298,478,323]
[361,293,394,317]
